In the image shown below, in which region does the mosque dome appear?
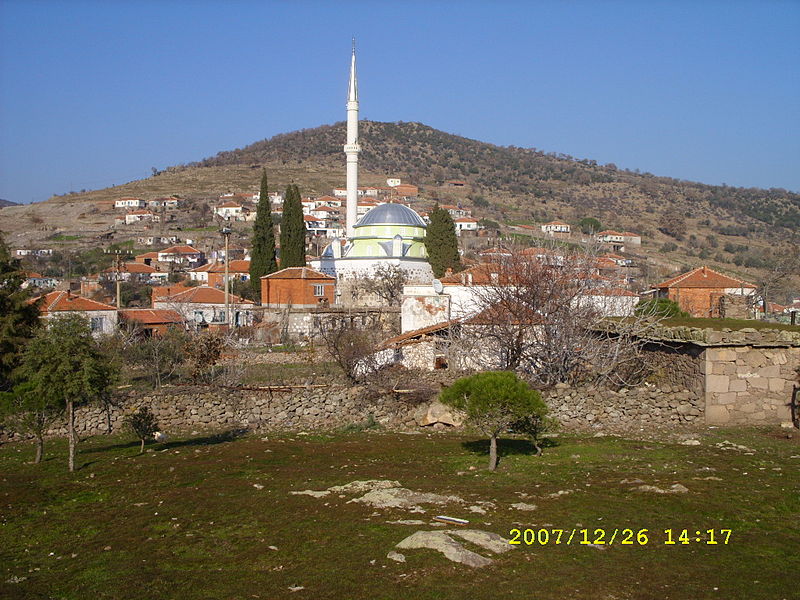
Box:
[354,203,427,228]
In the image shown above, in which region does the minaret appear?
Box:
[344,39,360,238]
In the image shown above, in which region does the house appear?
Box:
[101,262,169,284]
[119,309,185,336]
[314,195,343,208]
[152,285,254,328]
[124,209,159,225]
[622,232,641,247]
[32,290,118,336]
[597,230,627,251]
[440,205,471,219]
[310,205,342,220]
[454,217,480,235]
[261,267,336,308]
[22,271,60,290]
[14,248,53,258]
[137,236,179,246]
[188,259,252,287]
[157,245,204,267]
[386,178,401,187]
[541,221,571,237]
[392,183,418,197]
[445,179,467,187]
[304,215,328,234]
[114,197,145,209]
[653,266,757,318]
[215,201,245,220]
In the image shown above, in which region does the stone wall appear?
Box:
[36,385,422,439]
[543,383,703,429]
[703,346,799,425]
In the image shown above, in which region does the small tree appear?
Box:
[18,314,118,472]
[439,371,547,471]
[184,331,226,383]
[634,297,688,319]
[318,315,382,384]
[349,263,409,307]
[578,217,602,234]
[0,381,62,463]
[131,326,188,388]
[125,406,159,454]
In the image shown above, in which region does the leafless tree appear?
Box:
[348,264,409,307]
[457,244,665,388]
[317,312,385,383]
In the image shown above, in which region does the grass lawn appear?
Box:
[1,427,797,599]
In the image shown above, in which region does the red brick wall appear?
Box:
[261,276,335,308]
[668,287,726,318]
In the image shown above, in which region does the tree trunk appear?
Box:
[140,438,145,455]
[67,399,76,472]
[488,434,498,471]
[34,434,43,464]
[105,401,112,435]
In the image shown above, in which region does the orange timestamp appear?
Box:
[509,528,732,546]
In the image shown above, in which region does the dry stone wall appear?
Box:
[543,384,703,429]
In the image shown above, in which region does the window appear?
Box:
[90,317,104,332]
[313,284,325,297]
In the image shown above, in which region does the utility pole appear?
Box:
[221,226,232,328]
[105,249,131,308]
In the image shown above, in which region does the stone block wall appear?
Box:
[702,346,799,425]
[543,384,703,429]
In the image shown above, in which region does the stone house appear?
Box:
[653,266,757,318]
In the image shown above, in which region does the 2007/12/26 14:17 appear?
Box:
[508,528,733,546]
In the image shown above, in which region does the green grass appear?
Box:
[1,427,797,599]
[50,234,83,241]
[661,317,800,332]
[181,226,219,232]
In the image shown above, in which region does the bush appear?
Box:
[634,298,689,318]
[125,406,159,454]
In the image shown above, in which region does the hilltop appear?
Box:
[0,121,797,295]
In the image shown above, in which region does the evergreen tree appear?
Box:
[279,184,306,268]
[424,204,462,278]
[18,314,118,472]
[0,234,40,391]
[249,169,278,294]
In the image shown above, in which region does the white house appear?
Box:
[33,291,119,336]
[454,217,480,235]
[541,221,571,236]
[153,285,254,328]
[125,210,159,225]
[215,201,245,220]
[386,178,401,187]
[115,197,145,209]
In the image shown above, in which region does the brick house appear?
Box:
[653,266,757,318]
[261,267,336,308]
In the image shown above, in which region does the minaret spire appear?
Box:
[344,38,360,238]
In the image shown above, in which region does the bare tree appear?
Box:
[347,264,409,307]
[318,313,384,383]
[457,245,664,388]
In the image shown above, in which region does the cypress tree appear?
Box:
[249,169,278,294]
[424,204,462,278]
[279,184,306,268]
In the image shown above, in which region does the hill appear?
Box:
[0,199,18,209]
[0,121,797,298]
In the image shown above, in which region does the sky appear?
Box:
[1,1,798,204]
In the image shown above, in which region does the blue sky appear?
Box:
[1,0,798,203]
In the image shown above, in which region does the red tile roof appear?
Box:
[217,201,242,208]
[151,284,194,301]
[262,267,335,281]
[455,217,478,223]
[190,260,251,274]
[104,262,158,274]
[34,291,116,313]
[156,285,254,305]
[655,266,756,290]
[119,309,184,325]
[160,245,202,255]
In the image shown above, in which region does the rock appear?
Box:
[448,529,515,554]
[510,502,537,511]
[290,490,330,498]
[636,483,689,494]
[386,519,427,525]
[417,400,465,427]
[328,480,401,494]
[468,505,487,514]
[253,483,264,490]
[395,531,492,568]
[387,551,406,563]
[679,439,701,446]
[350,487,464,511]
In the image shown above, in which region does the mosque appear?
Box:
[310,45,434,283]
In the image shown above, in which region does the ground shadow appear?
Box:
[462,437,559,458]
[84,428,250,455]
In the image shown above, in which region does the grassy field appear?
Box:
[1,427,797,599]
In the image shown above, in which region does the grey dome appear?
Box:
[354,203,426,228]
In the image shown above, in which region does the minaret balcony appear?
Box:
[343,143,361,153]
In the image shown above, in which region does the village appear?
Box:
[1,15,799,600]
